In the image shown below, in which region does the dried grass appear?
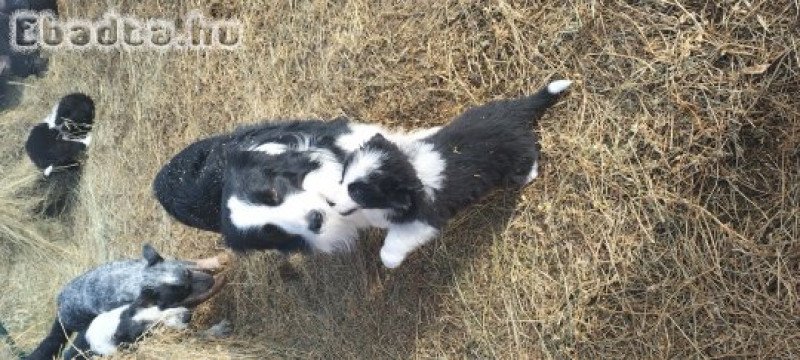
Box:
[1,0,798,358]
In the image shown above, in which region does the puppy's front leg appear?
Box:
[380,221,439,269]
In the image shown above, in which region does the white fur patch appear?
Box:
[336,123,442,153]
[547,80,572,94]
[250,142,288,155]
[525,160,538,184]
[250,134,312,154]
[342,148,384,185]
[86,306,127,356]
[397,141,445,200]
[330,186,359,216]
[131,306,189,329]
[407,126,441,140]
[43,165,53,176]
[226,193,360,253]
[302,149,343,199]
[380,221,439,268]
[65,133,92,146]
[336,123,386,153]
[42,102,59,129]
[87,305,191,356]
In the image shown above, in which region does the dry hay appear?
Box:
[1,0,798,358]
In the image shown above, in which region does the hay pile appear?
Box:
[1,0,798,358]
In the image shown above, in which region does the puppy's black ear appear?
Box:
[142,244,164,266]
[368,133,387,143]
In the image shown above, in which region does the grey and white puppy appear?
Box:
[26,244,226,360]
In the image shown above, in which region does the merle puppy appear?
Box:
[26,244,226,360]
[25,93,95,176]
[329,80,572,268]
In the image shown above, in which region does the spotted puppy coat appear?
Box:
[26,244,220,360]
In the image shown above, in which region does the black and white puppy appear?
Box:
[25,93,95,176]
[26,244,225,360]
[329,80,572,268]
[154,117,437,253]
[63,290,192,359]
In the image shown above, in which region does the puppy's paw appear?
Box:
[380,248,406,269]
[192,251,235,273]
[215,250,235,269]
[162,308,192,330]
[203,319,232,339]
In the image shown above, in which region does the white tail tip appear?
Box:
[547,80,573,94]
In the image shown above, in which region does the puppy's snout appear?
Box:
[306,210,324,233]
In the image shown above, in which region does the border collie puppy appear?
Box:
[26,244,226,360]
[25,93,95,176]
[329,80,572,268]
[153,118,353,236]
[63,290,192,359]
[154,116,438,253]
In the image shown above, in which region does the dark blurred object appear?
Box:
[1,0,58,109]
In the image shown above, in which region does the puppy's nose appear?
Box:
[306,210,324,233]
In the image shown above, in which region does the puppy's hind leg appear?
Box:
[511,148,540,186]
[523,160,539,185]
[61,331,94,360]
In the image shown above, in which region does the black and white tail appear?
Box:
[510,79,572,125]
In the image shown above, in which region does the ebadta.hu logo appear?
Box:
[9,10,244,52]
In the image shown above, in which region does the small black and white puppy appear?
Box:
[25,93,95,176]
[330,80,572,268]
[26,244,225,360]
[63,290,192,359]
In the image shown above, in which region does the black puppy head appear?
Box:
[332,134,423,217]
[139,244,215,309]
[56,93,95,136]
[221,149,329,252]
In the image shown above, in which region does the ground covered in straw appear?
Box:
[1,0,798,358]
